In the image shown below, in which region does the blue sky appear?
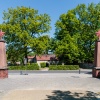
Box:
[0,0,100,37]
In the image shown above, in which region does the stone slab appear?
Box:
[94,41,100,67]
[0,40,8,78]
[0,69,8,79]
[93,41,100,77]
[0,41,7,69]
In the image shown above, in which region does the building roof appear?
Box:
[28,54,58,61]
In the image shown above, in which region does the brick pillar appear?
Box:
[92,40,100,78]
[0,40,8,78]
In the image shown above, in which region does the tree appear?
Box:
[32,35,50,55]
[6,44,24,64]
[74,3,100,62]
[55,34,79,64]
[55,3,100,63]
[1,6,51,63]
[55,10,80,63]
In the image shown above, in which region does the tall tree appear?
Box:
[55,10,80,63]
[74,3,100,62]
[55,3,100,63]
[1,6,51,63]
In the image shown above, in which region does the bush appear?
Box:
[8,63,39,70]
[27,63,39,70]
[9,66,25,70]
[40,62,46,68]
[49,65,79,70]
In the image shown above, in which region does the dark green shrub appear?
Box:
[8,66,24,70]
[8,63,39,70]
[40,62,46,68]
[49,65,79,70]
[27,63,39,70]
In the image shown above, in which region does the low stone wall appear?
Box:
[79,63,94,69]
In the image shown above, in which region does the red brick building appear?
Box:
[28,54,58,66]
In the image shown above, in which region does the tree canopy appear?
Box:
[0,6,51,64]
[54,3,100,63]
[1,3,100,64]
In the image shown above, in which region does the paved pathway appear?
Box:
[0,73,100,100]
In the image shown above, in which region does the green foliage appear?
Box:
[0,6,51,64]
[6,44,24,65]
[49,65,79,70]
[33,35,51,55]
[27,63,39,70]
[40,62,46,68]
[9,66,25,70]
[74,3,99,62]
[9,63,39,70]
[55,34,79,63]
[28,52,35,56]
[54,3,100,63]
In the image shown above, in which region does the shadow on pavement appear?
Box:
[46,90,98,100]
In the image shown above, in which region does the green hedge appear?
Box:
[49,65,79,70]
[9,63,39,70]
[9,64,79,70]
[27,63,39,70]
[40,62,46,68]
[8,66,22,70]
